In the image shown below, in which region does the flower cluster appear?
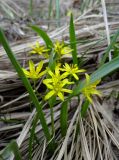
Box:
[22,40,101,103]
[29,40,72,59]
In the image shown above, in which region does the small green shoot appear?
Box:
[60,101,68,137]
[0,140,22,160]
[69,13,78,65]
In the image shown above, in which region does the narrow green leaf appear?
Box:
[0,140,22,160]
[29,112,39,160]
[100,29,119,66]
[81,100,89,117]
[0,28,51,143]
[72,56,119,96]
[60,101,68,137]
[69,13,78,65]
[48,51,56,71]
[55,0,60,27]
[48,0,53,20]
[30,25,53,48]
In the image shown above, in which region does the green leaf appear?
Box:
[69,13,78,65]
[60,101,68,137]
[72,56,119,96]
[0,28,51,143]
[29,112,39,160]
[30,25,53,48]
[81,100,90,117]
[48,0,53,20]
[55,0,60,27]
[0,140,22,160]
[48,50,56,71]
[100,29,119,66]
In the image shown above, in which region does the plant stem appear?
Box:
[81,99,89,117]
[50,106,55,136]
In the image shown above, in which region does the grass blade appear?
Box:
[100,29,119,66]
[0,28,51,143]
[0,140,22,160]
[29,112,39,160]
[81,100,89,117]
[60,101,68,137]
[55,0,60,27]
[30,25,53,48]
[48,0,53,20]
[69,13,78,65]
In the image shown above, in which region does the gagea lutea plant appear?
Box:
[1,14,119,159]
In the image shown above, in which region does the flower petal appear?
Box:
[43,79,53,84]
[57,92,64,101]
[91,90,101,96]
[64,63,70,70]
[61,47,72,55]
[36,61,43,74]
[60,72,69,79]
[48,70,54,77]
[61,88,72,93]
[86,95,93,104]
[38,70,47,78]
[29,50,36,54]
[22,68,30,77]
[45,90,55,100]
[29,60,35,74]
[76,69,86,73]
[72,73,79,80]
[85,73,90,84]
[36,42,40,48]
[55,65,60,76]
[45,83,53,89]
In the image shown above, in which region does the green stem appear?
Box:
[81,99,90,117]
[49,96,56,136]
[50,105,55,136]
[29,112,39,160]
[1,140,22,160]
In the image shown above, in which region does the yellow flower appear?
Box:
[29,41,50,58]
[60,63,86,80]
[82,73,101,103]
[54,41,72,58]
[43,66,73,101]
[22,60,46,80]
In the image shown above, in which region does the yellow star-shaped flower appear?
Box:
[54,41,72,58]
[60,63,86,80]
[29,41,50,58]
[22,60,46,80]
[43,66,73,101]
[82,73,101,103]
